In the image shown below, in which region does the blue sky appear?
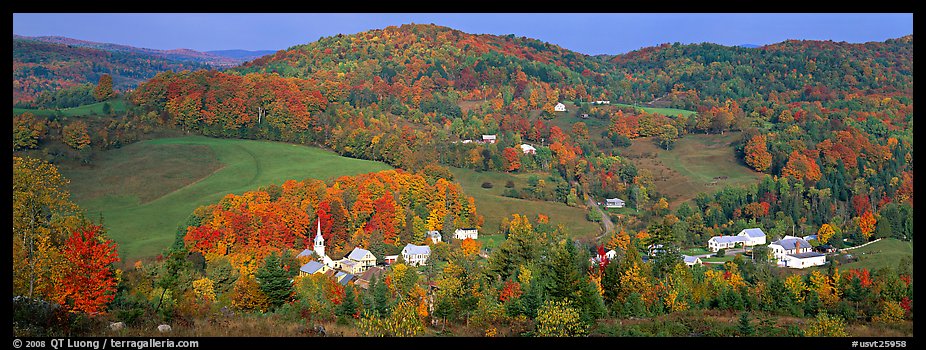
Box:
[12,13,913,55]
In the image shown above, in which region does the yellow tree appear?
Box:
[62,121,91,150]
[817,224,836,244]
[784,274,807,303]
[13,156,83,298]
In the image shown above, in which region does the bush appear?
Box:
[502,188,520,198]
[586,209,602,222]
[505,180,515,188]
[481,182,494,189]
[715,248,726,258]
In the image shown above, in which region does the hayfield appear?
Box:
[59,136,391,261]
[13,99,127,117]
[839,238,913,272]
[623,132,763,208]
[449,167,601,250]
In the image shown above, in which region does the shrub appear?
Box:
[481,182,494,189]
[505,180,515,188]
[715,248,726,258]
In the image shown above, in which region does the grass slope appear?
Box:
[449,167,600,250]
[611,103,697,117]
[60,136,391,261]
[624,132,763,208]
[840,238,913,271]
[14,100,127,117]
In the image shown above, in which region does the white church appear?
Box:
[299,220,377,276]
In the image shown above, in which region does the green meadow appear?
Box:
[60,136,391,261]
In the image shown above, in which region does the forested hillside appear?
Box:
[13,37,219,105]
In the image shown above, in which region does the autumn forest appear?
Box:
[12,21,913,338]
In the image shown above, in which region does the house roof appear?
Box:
[296,249,315,258]
[428,230,441,237]
[739,228,766,238]
[340,259,358,267]
[347,247,373,261]
[520,144,536,151]
[456,228,477,232]
[403,243,431,255]
[788,252,826,259]
[710,235,748,244]
[683,255,700,264]
[338,273,354,285]
[772,237,811,251]
[384,255,398,260]
[300,261,324,274]
[357,266,385,282]
[482,134,496,139]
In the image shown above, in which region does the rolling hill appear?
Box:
[13,35,243,104]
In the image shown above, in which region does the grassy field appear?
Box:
[14,100,127,117]
[839,238,913,271]
[681,247,712,256]
[623,132,763,208]
[448,167,601,250]
[611,103,697,117]
[59,136,391,261]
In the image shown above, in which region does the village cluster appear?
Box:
[593,226,831,269]
[295,221,479,289]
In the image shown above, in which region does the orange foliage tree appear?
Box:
[743,134,772,172]
[55,225,120,315]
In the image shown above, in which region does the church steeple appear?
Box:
[313,219,325,258]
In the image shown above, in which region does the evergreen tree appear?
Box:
[371,276,391,316]
[338,285,358,317]
[255,252,294,309]
[738,312,755,336]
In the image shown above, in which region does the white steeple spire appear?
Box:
[313,219,325,258]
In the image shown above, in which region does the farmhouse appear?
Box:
[604,198,625,208]
[593,249,618,264]
[780,252,826,269]
[482,135,497,144]
[454,228,478,240]
[402,244,431,266]
[768,236,823,268]
[707,235,748,252]
[335,258,364,274]
[347,247,377,271]
[737,228,767,246]
[520,144,537,154]
[427,230,442,244]
[683,255,702,267]
[554,102,567,112]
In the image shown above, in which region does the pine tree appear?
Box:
[255,252,294,309]
[737,311,755,336]
[338,285,358,317]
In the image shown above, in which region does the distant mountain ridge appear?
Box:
[207,49,278,62]
[14,34,241,67]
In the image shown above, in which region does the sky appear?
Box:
[12,13,913,55]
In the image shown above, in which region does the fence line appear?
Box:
[839,238,882,252]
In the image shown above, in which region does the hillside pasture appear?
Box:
[449,167,601,250]
[623,132,763,208]
[59,136,391,261]
[13,99,127,117]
